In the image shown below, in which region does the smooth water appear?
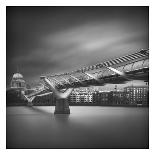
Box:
[6,106,149,148]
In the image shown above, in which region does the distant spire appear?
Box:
[17,65,20,73]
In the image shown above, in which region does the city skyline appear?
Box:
[7,6,148,88]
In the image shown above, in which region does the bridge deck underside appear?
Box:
[45,57,149,90]
[55,68,149,89]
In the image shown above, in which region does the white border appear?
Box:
[3,0,150,6]
[1,0,154,155]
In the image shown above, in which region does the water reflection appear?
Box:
[54,114,70,123]
[27,106,53,116]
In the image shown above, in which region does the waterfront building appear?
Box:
[108,91,129,105]
[93,91,110,105]
[68,88,94,105]
[69,88,130,106]
[124,86,149,105]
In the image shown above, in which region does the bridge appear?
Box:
[23,49,149,114]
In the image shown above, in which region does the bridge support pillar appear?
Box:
[54,98,70,114]
[27,101,33,106]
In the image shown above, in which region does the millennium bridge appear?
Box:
[23,49,149,114]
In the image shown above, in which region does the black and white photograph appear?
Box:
[6,6,149,149]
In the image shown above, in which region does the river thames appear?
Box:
[6,106,149,149]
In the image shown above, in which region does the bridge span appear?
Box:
[23,49,149,114]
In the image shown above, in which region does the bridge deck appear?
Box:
[43,49,149,90]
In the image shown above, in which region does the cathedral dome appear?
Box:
[11,72,26,89]
[12,73,23,79]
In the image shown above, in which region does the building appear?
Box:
[7,72,27,106]
[124,86,149,106]
[69,88,111,105]
[93,91,110,105]
[69,87,130,106]
[10,72,26,89]
[68,88,94,105]
[108,91,129,105]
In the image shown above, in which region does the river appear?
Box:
[6,106,149,148]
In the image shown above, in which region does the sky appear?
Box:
[6,6,149,89]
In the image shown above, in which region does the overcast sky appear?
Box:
[6,6,149,88]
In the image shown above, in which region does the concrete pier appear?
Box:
[27,101,33,106]
[54,98,70,114]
